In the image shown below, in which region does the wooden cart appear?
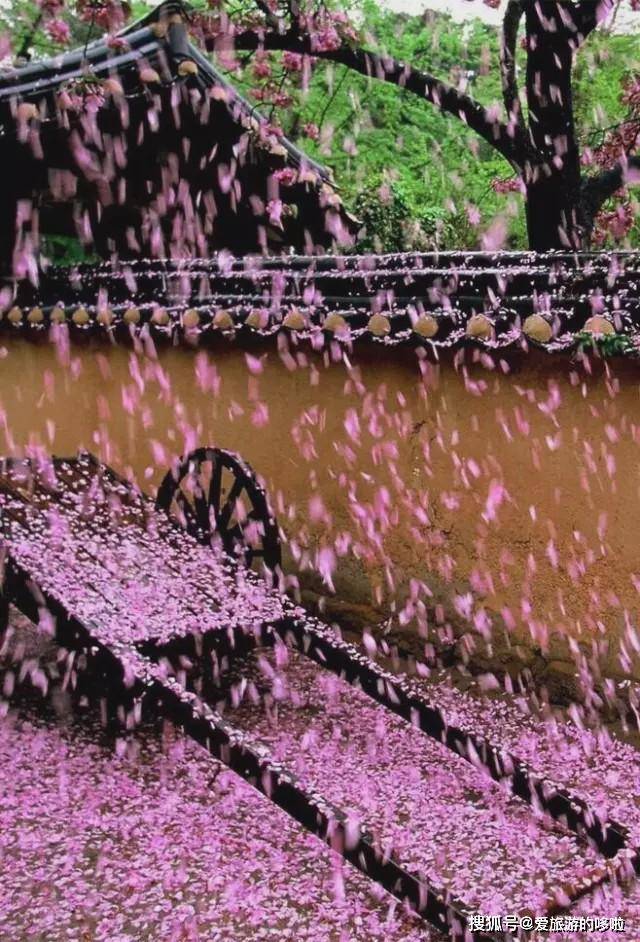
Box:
[0,451,630,942]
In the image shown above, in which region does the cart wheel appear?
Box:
[156,447,281,573]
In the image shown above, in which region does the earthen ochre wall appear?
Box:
[1,336,639,688]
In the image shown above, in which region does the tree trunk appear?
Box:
[524,169,586,251]
[524,1,584,250]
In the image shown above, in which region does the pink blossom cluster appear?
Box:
[491,177,523,195]
[274,167,298,186]
[75,0,128,31]
[45,16,70,44]
[304,10,359,53]
[282,51,304,72]
[587,73,640,243]
[593,201,636,246]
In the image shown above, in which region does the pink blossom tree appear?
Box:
[198,0,640,250]
[1,0,639,252]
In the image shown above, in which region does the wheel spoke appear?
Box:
[218,478,244,530]
[156,448,281,574]
[175,490,198,533]
[194,492,211,533]
[208,460,222,513]
[224,523,245,555]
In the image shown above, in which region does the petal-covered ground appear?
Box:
[409,669,640,842]
[6,613,640,941]
[0,703,436,942]
[223,648,603,916]
[403,669,640,941]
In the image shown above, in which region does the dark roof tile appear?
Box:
[5,250,640,357]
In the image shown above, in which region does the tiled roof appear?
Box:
[0,3,357,260]
[0,3,331,183]
[4,251,640,355]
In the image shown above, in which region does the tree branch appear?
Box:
[315,67,350,133]
[16,11,43,62]
[252,0,285,33]
[500,0,525,132]
[573,0,616,43]
[219,30,534,170]
[582,155,640,216]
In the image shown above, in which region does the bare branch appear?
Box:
[500,0,525,131]
[219,30,534,170]
[16,11,43,62]
[315,67,350,133]
[582,155,640,216]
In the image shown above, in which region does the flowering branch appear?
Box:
[252,0,287,33]
[582,72,640,229]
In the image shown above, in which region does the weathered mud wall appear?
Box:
[1,335,639,690]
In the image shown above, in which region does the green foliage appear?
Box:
[3,0,639,254]
[352,176,474,253]
[245,0,639,252]
[281,3,519,252]
[0,0,94,60]
[41,235,100,267]
[573,30,640,148]
[575,331,635,357]
[220,1,534,249]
